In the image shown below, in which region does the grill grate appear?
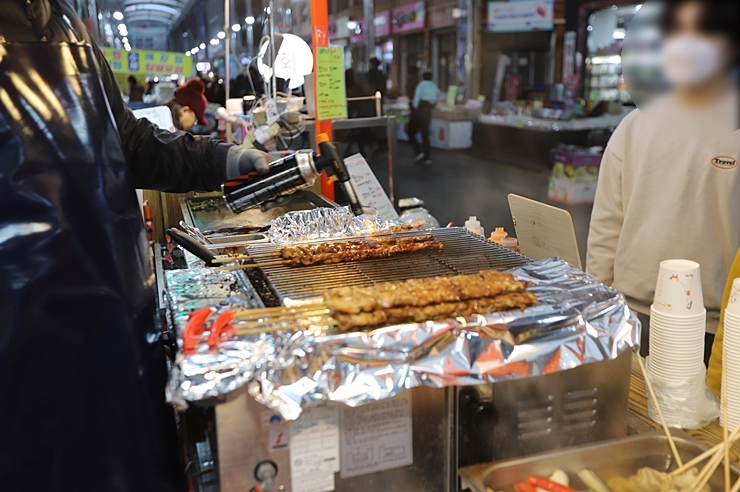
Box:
[244,228,530,305]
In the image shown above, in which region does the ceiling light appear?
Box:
[113,11,124,21]
[122,37,128,43]
[117,23,126,31]
[200,43,206,49]
[186,51,191,56]
[191,47,199,53]
[120,29,128,36]
[245,16,255,25]
[208,72,214,78]
[210,38,219,45]
[217,31,226,39]
[232,24,241,32]
[264,7,271,14]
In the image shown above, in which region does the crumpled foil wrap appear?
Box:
[267,206,399,244]
[165,257,640,420]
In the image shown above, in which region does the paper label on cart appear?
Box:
[344,153,399,220]
[289,403,339,492]
[339,391,413,478]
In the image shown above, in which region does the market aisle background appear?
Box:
[351,142,593,268]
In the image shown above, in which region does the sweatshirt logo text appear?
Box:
[712,156,738,170]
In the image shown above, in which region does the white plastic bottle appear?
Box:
[465,216,484,236]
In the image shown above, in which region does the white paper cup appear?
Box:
[728,278,740,307]
[653,260,704,315]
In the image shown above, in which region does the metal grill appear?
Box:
[244,228,530,304]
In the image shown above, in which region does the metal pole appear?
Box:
[363,0,375,62]
[269,0,277,100]
[464,0,474,99]
[224,0,232,142]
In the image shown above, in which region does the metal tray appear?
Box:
[459,430,738,492]
[180,190,338,232]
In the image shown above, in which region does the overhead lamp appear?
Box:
[210,38,219,45]
[120,30,128,37]
[257,33,314,89]
[245,16,255,25]
[192,47,199,53]
[208,72,214,78]
[113,11,124,21]
[200,43,206,49]
[117,23,126,31]
[232,24,241,32]
[125,46,131,51]
[264,7,271,14]
[122,37,128,43]
[217,31,226,39]
[186,50,191,56]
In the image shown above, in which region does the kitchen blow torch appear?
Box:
[221,134,363,216]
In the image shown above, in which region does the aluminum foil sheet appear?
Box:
[267,206,399,244]
[166,257,640,420]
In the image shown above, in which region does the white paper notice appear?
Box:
[339,391,413,479]
[344,153,399,220]
[289,403,340,492]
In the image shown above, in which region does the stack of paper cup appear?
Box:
[721,278,740,430]
[647,260,717,428]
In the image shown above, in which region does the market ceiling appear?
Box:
[123,0,190,26]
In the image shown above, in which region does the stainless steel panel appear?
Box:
[459,429,740,492]
[215,386,454,492]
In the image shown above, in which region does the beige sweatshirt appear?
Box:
[586,91,740,333]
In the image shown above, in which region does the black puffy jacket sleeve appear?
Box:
[91,47,231,193]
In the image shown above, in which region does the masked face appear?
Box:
[661,34,726,88]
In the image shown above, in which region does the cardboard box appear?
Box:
[548,177,597,205]
[430,119,472,149]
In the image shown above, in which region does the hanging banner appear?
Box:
[102,48,192,76]
[391,2,426,34]
[316,47,348,120]
[486,0,554,32]
[563,31,577,83]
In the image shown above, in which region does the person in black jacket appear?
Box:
[0,2,271,492]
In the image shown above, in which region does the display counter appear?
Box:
[473,108,634,169]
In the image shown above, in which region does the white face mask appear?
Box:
[661,34,725,88]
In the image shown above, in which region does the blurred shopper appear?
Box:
[164,78,209,131]
[587,0,740,360]
[0,2,271,491]
[345,71,377,157]
[408,71,440,165]
[127,75,144,102]
[367,57,387,98]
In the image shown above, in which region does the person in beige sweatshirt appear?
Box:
[586,0,740,359]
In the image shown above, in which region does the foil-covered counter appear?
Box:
[165,257,640,420]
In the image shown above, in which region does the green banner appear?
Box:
[102,48,192,77]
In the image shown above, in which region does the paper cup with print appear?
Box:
[653,260,704,315]
[728,277,740,307]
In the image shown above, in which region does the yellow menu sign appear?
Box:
[316,47,348,120]
[102,48,192,76]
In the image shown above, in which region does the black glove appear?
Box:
[224,147,274,179]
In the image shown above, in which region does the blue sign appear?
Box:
[128,52,140,72]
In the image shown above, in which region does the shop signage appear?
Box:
[349,12,391,43]
[392,2,426,34]
[375,11,391,37]
[315,47,348,120]
[337,16,350,39]
[102,47,192,76]
[486,0,554,32]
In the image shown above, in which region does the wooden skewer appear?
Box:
[670,423,740,476]
[234,310,331,329]
[731,470,740,492]
[214,260,287,271]
[211,252,281,264]
[725,345,731,492]
[636,353,684,467]
[234,320,320,337]
[233,303,327,319]
[691,447,725,491]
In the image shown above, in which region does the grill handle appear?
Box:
[167,228,217,266]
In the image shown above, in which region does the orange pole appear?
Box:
[311,0,335,200]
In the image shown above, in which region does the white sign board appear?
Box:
[563,31,577,83]
[344,153,399,220]
[289,404,340,492]
[339,391,413,479]
[487,0,554,32]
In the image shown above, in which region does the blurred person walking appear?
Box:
[408,71,440,165]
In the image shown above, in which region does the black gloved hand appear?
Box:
[225,147,274,179]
